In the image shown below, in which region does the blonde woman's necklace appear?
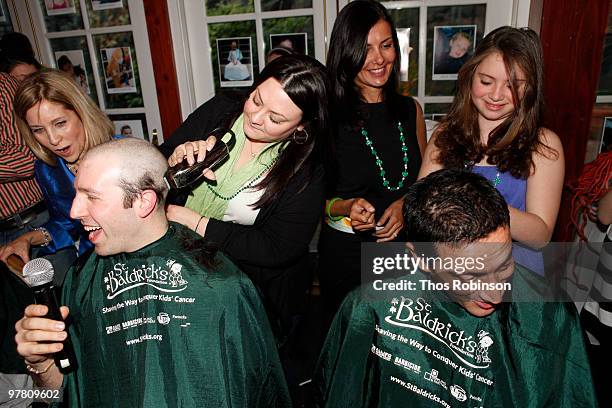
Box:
[66,161,79,174]
[66,150,86,174]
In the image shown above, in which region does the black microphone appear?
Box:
[23,258,78,374]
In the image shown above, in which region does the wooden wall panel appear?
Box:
[143,0,182,141]
[539,0,610,242]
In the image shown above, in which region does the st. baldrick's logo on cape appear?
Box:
[104,259,188,299]
[385,297,494,369]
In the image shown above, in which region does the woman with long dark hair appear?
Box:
[318,0,426,313]
[418,26,564,276]
[160,54,329,347]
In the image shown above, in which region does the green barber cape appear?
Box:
[314,266,597,407]
[59,223,290,407]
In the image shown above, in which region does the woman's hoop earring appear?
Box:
[292,128,309,145]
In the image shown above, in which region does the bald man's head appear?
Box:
[83,138,169,210]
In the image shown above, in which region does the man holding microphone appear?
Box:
[12,138,289,407]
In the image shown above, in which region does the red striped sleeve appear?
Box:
[0,73,43,219]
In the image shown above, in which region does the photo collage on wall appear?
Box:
[114,119,145,139]
[41,0,153,145]
[432,25,477,80]
[100,46,137,94]
[91,0,123,11]
[44,0,76,15]
[54,50,90,94]
[217,37,254,87]
[110,113,151,143]
[269,33,307,55]
[45,0,123,15]
[396,28,411,82]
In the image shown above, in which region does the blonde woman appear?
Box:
[0,70,114,265]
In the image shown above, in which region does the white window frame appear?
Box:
[10,0,163,142]
[169,0,327,119]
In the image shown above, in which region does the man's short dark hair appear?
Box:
[403,169,510,244]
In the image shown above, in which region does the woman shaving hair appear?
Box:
[419,26,564,275]
[161,54,329,349]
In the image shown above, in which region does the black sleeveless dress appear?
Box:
[318,95,422,313]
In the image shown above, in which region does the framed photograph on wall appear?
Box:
[55,50,90,94]
[269,33,307,55]
[44,0,76,16]
[109,113,151,142]
[397,28,411,82]
[599,117,612,153]
[113,120,145,140]
[91,0,123,11]
[217,37,254,88]
[432,25,476,81]
[100,46,137,94]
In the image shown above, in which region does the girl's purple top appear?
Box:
[472,165,544,276]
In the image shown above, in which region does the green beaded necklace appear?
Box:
[492,171,501,187]
[361,121,409,191]
[464,161,502,188]
[206,161,275,201]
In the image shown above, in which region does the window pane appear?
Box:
[586,107,612,162]
[0,0,14,35]
[261,0,312,12]
[205,0,254,17]
[597,10,612,96]
[262,16,314,59]
[209,21,258,92]
[38,0,84,32]
[86,0,131,28]
[423,102,452,119]
[93,32,143,109]
[424,102,452,141]
[388,7,419,96]
[50,36,98,105]
[425,4,486,96]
